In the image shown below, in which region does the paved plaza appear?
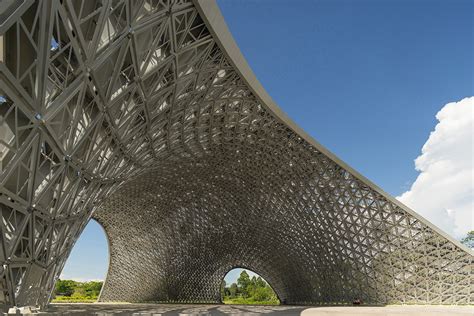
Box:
[37,304,474,316]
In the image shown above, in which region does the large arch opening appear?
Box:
[52,219,109,303]
[221,268,280,305]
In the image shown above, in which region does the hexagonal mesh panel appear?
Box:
[0,0,471,310]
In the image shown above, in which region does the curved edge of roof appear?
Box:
[92,217,112,302]
[192,0,473,256]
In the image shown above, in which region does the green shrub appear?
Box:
[52,279,103,303]
[222,271,279,305]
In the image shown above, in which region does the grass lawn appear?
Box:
[223,297,279,305]
[52,296,98,303]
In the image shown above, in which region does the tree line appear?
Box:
[53,279,103,302]
[221,270,279,305]
[461,231,474,248]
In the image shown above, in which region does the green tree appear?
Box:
[253,286,271,301]
[84,281,103,297]
[256,276,266,288]
[237,270,251,298]
[229,283,238,298]
[55,279,76,296]
[461,231,474,248]
[265,284,278,302]
[72,285,86,298]
[246,282,256,298]
[250,276,257,286]
[221,270,279,305]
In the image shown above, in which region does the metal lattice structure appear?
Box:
[0,0,472,310]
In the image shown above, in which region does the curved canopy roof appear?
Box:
[0,0,471,309]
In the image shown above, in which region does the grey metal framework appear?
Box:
[0,0,472,311]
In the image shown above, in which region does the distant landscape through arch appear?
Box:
[54,220,109,303]
[221,268,280,305]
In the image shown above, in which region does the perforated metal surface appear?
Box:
[0,0,472,310]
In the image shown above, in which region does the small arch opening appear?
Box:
[52,219,109,303]
[221,268,280,305]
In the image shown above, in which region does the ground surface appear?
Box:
[39,303,474,315]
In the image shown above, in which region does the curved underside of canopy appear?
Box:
[0,0,471,310]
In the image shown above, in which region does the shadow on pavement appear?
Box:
[42,303,474,316]
[43,303,309,315]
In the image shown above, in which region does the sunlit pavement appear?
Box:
[300,305,474,316]
[38,303,474,315]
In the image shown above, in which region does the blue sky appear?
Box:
[61,0,473,283]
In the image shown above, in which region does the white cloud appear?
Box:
[397,96,473,239]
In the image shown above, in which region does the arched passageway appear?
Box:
[53,220,108,303]
[221,268,279,305]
